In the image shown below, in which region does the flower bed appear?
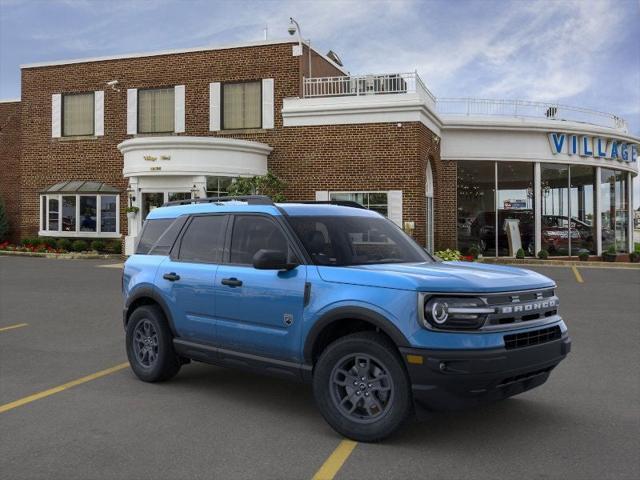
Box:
[0,237,122,256]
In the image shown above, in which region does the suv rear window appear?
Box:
[136,218,174,254]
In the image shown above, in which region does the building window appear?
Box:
[222,81,261,130]
[497,162,534,256]
[457,161,496,256]
[329,192,389,216]
[138,88,175,133]
[601,168,629,253]
[206,176,236,197]
[39,194,120,237]
[62,92,94,136]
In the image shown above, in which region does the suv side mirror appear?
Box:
[252,249,298,270]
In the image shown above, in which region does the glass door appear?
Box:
[141,193,165,220]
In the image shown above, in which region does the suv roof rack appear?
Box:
[162,195,274,207]
[292,200,366,209]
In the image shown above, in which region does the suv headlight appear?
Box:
[422,296,494,330]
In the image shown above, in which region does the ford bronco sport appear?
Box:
[123,196,570,441]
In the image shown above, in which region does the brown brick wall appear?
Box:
[0,101,21,242]
[13,40,447,247]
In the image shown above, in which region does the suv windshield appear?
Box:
[289,215,433,266]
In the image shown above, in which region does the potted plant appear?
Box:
[126,206,139,220]
[515,248,525,259]
[629,247,640,263]
[578,251,590,262]
[603,245,617,262]
[537,249,549,260]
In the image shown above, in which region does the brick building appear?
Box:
[0,38,638,256]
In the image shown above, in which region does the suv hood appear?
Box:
[316,261,554,293]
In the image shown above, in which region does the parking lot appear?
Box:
[0,256,639,480]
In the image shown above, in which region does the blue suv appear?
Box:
[123,196,570,441]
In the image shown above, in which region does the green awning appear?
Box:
[41,181,120,194]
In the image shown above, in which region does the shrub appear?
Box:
[0,197,9,242]
[90,240,106,252]
[515,248,525,259]
[537,249,549,260]
[468,246,480,259]
[71,240,88,252]
[21,237,37,247]
[630,252,640,263]
[38,237,57,249]
[57,238,72,251]
[106,240,122,254]
[606,244,617,255]
[578,251,590,261]
[435,249,462,261]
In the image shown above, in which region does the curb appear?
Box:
[478,258,640,269]
[0,250,122,260]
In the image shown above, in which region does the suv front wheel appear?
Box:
[313,331,412,442]
[126,305,181,382]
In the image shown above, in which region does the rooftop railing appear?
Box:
[436,98,628,131]
[303,72,436,103]
[301,74,627,131]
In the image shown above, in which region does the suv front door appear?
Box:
[214,214,307,363]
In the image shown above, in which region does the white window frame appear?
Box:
[39,194,120,238]
[329,191,390,213]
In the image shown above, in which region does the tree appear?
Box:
[227,172,287,202]
[0,197,9,242]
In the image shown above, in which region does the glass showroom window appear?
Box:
[222,81,261,130]
[206,176,236,197]
[457,161,496,256]
[62,92,94,136]
[601,168,629,253]
[569,165,596,255]
[497,162,534,256]
[541,164,570,256]
[40,194,119,236]
[138,88,175,133]
[330,192,389,216]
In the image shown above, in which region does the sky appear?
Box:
[1,0,639,204]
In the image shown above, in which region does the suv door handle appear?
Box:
[221,277,243,287]
[163,272,181,282]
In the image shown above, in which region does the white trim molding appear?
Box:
[174,85,186,133]
[209,82,221,131]
[126,89,137,135]
[282,94,442,136]
[118,136,271,178]
[94,90,104,136]
[51,94,61,138]
[262,78,275,129]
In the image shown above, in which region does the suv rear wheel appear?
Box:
[313,331,412,442]
[126,305,181,382]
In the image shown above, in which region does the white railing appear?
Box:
[303,72,436,103]
[436,98,628,131]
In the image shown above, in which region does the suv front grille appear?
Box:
[483,288,558,328]
[504,326,562,350]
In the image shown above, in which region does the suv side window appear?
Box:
[178,215,227,263]
[137,218,174,254]
[229,215,289,265]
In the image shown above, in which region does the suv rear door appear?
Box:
[155,214,228,344]
[214,214,307,362]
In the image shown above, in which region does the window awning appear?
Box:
[41,181,120,194]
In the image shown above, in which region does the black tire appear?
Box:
[126,305,181,382]
[313,331,412,442]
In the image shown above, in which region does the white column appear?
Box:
[534,162,541,256]
[595,166,602,256]
[628,171,633,253]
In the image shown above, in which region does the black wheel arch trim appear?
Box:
[303,306,411,364]
[124,286,177,336]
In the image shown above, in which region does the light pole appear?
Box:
[288,17,311,78]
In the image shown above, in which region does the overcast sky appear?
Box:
[1,0,639,205]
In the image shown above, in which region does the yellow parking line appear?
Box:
[571,265,584,283]
[0,323,28,333]
[0,362,129,414]
[312,440,358,480]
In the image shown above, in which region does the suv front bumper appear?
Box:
[399,334,571,413]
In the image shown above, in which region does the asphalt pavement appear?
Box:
[0,256,638,479]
